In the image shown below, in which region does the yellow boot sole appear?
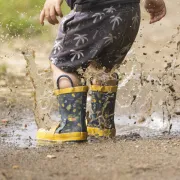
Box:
[87,127,116,137]
[36,128,87,142]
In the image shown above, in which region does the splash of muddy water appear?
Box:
[115,26,180,135]
[21,26,180,135]
[22,49,57,129]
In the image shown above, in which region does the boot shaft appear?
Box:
[89,85,117,129]
[54,86,88,133]
[36,75,88,142]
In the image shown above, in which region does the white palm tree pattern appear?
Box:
[93,30,100,40]
[92,13,105,23]
[53,40,63,54]
[132,13,140,29]
[50,57,58,65]
[74,34,88,47]
[103,33,117,46]
[70,49,84,62]
[103,6,116,14]
[110,13,122,30]
[49,3,140,71]
[74,23,81,31]
[90,43,102,58]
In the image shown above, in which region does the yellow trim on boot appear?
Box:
[90,85,117,93]
[37,129,87,142]
[54,86,88,96]
[87,127,116,137]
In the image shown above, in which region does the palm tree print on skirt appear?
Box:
[49,2,140,73]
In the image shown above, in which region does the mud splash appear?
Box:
[22,49,58,129]
[115,26,180,134]
[4,26,179,148]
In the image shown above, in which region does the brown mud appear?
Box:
[1,1,180,179]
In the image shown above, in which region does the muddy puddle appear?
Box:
[0,118,36,148]
[1,112,180,148]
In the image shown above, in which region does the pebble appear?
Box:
[47,155,56,159]
[155,50,160,54]
[12,165,19,169]
[73,155,78,159]
[95,154,105,158]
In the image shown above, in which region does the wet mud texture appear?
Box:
[1,138,180,180]
[1,89,180,180]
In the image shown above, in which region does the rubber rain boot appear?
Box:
[87,74,118,137]
[37,75,88,142]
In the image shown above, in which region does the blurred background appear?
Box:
[0,0,70,38]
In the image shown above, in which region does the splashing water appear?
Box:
[115,26,180,134]
[20,25,180,136]
[22,49,58,129]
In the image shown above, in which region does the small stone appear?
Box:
[155,50,160,54]
[73,155,78,159]
[23,147,29,150]
[12,165,19,169]
[95,154,105,158]
[47,155,56,159]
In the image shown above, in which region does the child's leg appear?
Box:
[51,63,80,89]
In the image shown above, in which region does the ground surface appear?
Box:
[1,0,180,180]
[1,137,180,180]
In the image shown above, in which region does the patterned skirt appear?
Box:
[49,2,140,73]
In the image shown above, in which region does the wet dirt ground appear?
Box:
[1,126,180,180]
[1,77,180,180]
